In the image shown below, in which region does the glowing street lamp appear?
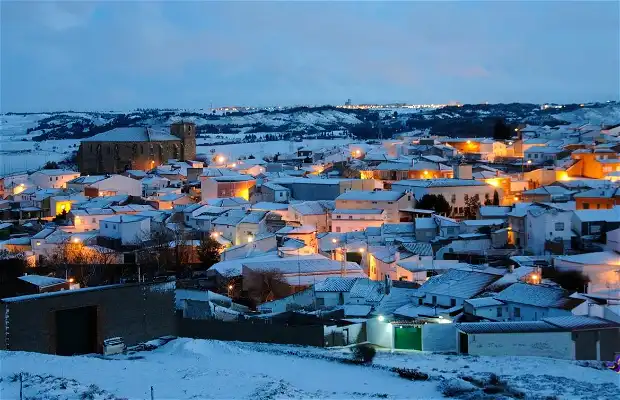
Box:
[72,237,81,244]
[217,155,226,164]
[358,247,365,253]
[377,315,385,322]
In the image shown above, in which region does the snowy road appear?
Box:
[1,338,619,399]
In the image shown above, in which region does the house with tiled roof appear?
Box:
[464,283,586,322]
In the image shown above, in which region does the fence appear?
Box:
[178,315,325,347]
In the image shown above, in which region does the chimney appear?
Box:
[384,274,391,295]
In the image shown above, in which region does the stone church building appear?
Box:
[77,122,196,174]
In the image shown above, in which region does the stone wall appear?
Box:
[78,140,183,174]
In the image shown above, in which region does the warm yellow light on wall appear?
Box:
[485,178,500,188]
[236,187,250,201]
[55,201,72,216]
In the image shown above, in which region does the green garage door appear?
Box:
[394,326,422,350]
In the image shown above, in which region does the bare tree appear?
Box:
[245,268,292,304]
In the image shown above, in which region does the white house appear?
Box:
[484,283,585,321]
[30,169,80,189]
[85,174,142,197]
[141,176,170,197]
[335,190,411,223]
[70,208,115,232]
[330,209,387,233]
[287,201,335,233]
[99,214,151,245]
[525,203,574,255]
[413,269,501,309]
[392,179,500,219]
[260,182,290,203]
[554,251,620,293]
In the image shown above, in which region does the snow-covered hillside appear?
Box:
[552,103,620,125]
[1,339,618,399]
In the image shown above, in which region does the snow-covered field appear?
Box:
[1,338,618,399]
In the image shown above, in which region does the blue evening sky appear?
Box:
[1,1,618,112]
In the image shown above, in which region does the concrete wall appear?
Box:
[1,282,176,354]
[467,331,573,359]
[422,323,457,352]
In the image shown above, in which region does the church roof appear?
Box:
[82,127,180,142]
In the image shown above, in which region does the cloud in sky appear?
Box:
[1,1,618,112]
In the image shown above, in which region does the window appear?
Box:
[92,218,96,223]
[105,223,108,228]
[113,225,116,230]
[514,307,521,318]
[372,201,377,204]
[388,202,394,205]
[432,296,437,305]
[348,215,352,219]
[55,177,58,181]
[418,298,423,305]
[336,227,341,232]
[185,215,190,221]
[583,203,589,209]
[497,307,503,317]
[534,153,539,159]
[597,204,601,209]
[450,299,456,307]
[555,222,564,231]
[49,177,53,182]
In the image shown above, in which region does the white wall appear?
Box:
[395,184,499,212]
[30,171,80,189]
[92,175,142,196]
[73,214,109,232]
[331,217,384,233]
[366,318,393,348]
[422,323,457,352]
[526,210,573,255]
[100,218,150,244]
[467,332,573,359]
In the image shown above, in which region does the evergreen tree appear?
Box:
[493,119,511,140]
[492,190,500,206]
[197,235,222,269]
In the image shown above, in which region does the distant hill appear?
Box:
[2,102,618,142]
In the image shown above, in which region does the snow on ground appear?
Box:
[198,138,357,160]
[0,138,80,175]
[1,338,618,400]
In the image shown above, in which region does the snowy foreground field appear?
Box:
[1,339,618,400]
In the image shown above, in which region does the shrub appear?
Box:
[351,344,376,364]
[438,379,477,397]
[391,367,429,381]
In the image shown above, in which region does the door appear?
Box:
[55,306,98,355]
[394,326,422,350]
[459,332,469,354]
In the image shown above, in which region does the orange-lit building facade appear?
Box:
[200,175,256,201]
